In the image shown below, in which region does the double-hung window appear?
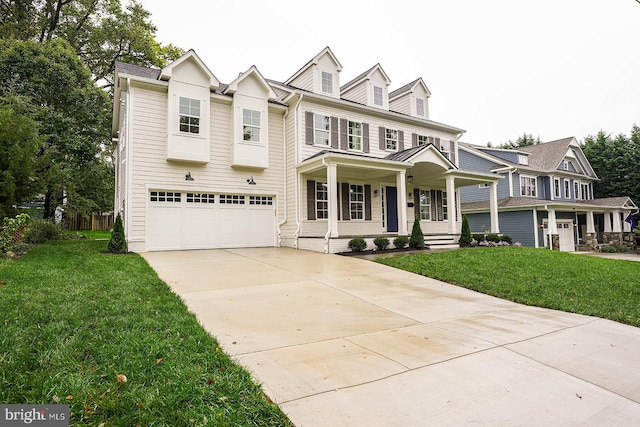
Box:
[348,121,362,151]
[520,175,537,197]
[582,184,590,200]
[574,182,580,200]
[385,128,398,151]
[242,109,261,142]
[179,97,200,134]
[374,86,383,106]
[349,184,364,220]
[554,177,561,198]
[316,182,328,219]
[322,71,333,94]
[419,190,431,220]
[417,135,429,146]
[314,114,330,146]
[564,180,570,198]
[442,191,448,220]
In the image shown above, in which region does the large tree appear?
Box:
[0,39,111,218]
[582,126,640,205]
[488,133,541,149]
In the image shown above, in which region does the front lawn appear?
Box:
[377,247,640,327]
[0,240,291,426]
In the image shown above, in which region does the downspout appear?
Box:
[277,106,290,247]
[125,78,133,247]
[292,94,304,248]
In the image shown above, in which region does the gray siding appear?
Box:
[458,149,501,173]
[458,149,510,203]
[466,210,536,247]
[482,149,520,163]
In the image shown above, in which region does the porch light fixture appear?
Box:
[374,189,379,197]
[247,177,256,185]
[407,175,414,185]
[185,172,194,181]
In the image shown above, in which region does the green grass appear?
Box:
[376,247,640,327]
[0,240,292,426]
[67,230,111,240]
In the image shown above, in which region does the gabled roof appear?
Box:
[115,61,161,80]
[284,46,343,86]
[224,65,277,101]
[389,77,431,100]
[385,143,456,169]
[160,50,220,90]
[458,142,513,168]
[518,137,575,171]
[340,63,391,92]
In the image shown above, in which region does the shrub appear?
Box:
[348,237,367,252]
[23,220,62,244]
[459,215,472,247]
[373,237,390,251]
[0,213,30,252]
[485,234,501,243]
[393,236,409,249]
[108,213,128,254]
[499,234,513,244]
[472,234,485,242]
[409,217,425,249]
[600,244,628,253]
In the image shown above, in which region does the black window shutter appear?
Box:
[363,123,370,153]
[414,188,420,219]
[364,184,372,220]
[431,190,438,221]
[398,130,404,151]
[341,182,350,220]
[305,112,314,145]
[340,119,348,150]
[379,126,386,150]
[412,133,418,147]
[307,180,316,220]
[331,117,339,148]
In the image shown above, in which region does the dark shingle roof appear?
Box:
[519,137,574,171]
[461,196,635,212]
[384,144,430,162]
[340,64,379,92]
[388,78,421,99]
[115,61,161,80]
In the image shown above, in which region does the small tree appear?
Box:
[409,216,425,249]
[108,213,128,254]
[459,215,472,247]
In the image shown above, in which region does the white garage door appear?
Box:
[557,221,575,252]
[147,191,275,251]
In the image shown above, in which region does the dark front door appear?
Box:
[386,186,398,232]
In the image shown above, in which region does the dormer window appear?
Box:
[563,160,569,170]
[416,98,425,117]
[518,154,529,165]
[322,71,333,94]
[242,109,261,142]
[374,86,383,106]
[179,97,200,134]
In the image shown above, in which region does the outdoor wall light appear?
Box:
[185,172,194,181]
[247,177,256,185]
[374,189,379,197]
[407,175,414,185]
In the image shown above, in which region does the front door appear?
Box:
[386,186,398,232]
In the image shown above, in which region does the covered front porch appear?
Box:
[295,146,501,253]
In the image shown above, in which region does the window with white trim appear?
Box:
[442,191,448,220]
[314,114,330,146]
[150,191,181,202]
[219,195,245,204]
[321,71,333,93]
[574,182,580,200]
[419,190,431,220]
[349,184,364,220]
[249,196,273,205]
[416,98,425,116]
[520,175,537,197]
[179,97,200,134]
[374,86,383,106]
[348,121,362,151]
[440,139,450,159]
[385,128,398,151]
[554,177,561,198]
[582,184,590,200]
[564,180,570,198]
[518,154,529,165]
[417,135,429,146]
[187,193,215,203]
[242,109,261,142]
[316,182,328,219]
[563,160,569,170]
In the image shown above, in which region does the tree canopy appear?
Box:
[487,133,541,149]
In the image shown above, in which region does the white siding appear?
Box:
[289,67,314,92]
[389,94,411,116]
[341,83,367,105]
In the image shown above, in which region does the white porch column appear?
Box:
[547,208,557,249]
[327,163,339,238]
[604,212,612,232]
[489,181,500,233]
[396,171,408,235]
[612,211,622,232]
[446,175,456,234]
[586,211,595,233]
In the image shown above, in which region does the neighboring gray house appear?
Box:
[459,137,638,251]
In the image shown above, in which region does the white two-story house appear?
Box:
[111,47,500,253]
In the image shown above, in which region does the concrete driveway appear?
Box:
[142,248,640,426]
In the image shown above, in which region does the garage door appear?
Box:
[147,191,275,251]
[557,221,575,252]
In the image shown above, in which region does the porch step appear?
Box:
[424,234,459,250]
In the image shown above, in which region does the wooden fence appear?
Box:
[64,212,114,231]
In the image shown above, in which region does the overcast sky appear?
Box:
[136,0,639,146]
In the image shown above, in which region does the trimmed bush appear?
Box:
[600,244,628,253]
[459,215,472,247]
[373,237,390,251]
[409,217,425,249]
[472,234,485,242]
[348,237,367,252]
[23,220,62,244]
[499,234,513,244]
[393,236,409,249]
[485,233,501,243]
[107,213,128,254]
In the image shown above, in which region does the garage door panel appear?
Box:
[218,207,250,248]
[182,207,217,249]
[249,209,276,247]
[147,206,182,250]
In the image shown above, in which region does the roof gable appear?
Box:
[160,50,220,90]
[284,46,343,85]
[386,144,455,169]
[224,65,277,101]
[389,77,431,100]
[341,63,391,92]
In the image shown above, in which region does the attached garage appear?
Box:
[557,221,575,252]
[147,190,276,251]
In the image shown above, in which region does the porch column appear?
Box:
[489,181,500,233]
[547,208,558,250]
[396,171,408,235]
[586,211,595,233]
[604,212,612,232]
[327,163,339,238]
[446,175,456,234]
[612,211,622,232]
